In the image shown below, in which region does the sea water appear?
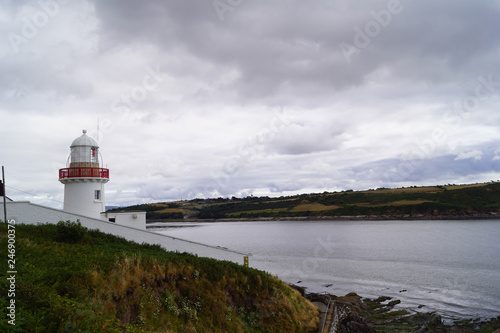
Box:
[154,219,500,321]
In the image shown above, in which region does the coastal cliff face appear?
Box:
[329,302,375,333]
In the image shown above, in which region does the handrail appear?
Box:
[59,167,109,179]
[318,297,332,333]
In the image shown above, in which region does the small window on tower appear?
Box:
[95,190,101,200]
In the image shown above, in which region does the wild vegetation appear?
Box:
[0,221,319,332]
[110,182,500,221]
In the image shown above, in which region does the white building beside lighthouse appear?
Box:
[59,130,109,220]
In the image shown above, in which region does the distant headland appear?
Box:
[107,182,500,222]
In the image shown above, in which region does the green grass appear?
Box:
[0,221,319,332]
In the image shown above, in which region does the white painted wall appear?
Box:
[63,180,106,220]
[103,211,146,230]
[5,201,246,264]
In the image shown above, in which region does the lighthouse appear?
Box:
[59,130,109,219]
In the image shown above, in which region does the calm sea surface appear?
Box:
[154,220,500,320]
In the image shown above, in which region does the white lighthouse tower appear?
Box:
[59,130,109,219]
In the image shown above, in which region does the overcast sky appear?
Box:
[2,0,500,208]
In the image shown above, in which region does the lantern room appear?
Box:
[69,129,100,167]
[59,130,109,180]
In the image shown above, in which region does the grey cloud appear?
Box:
[90,0,500,108]
[357,1,500,82]
[347,140,500,185]
[268,120,345,155]
[3,0,500,206]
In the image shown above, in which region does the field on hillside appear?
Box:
[109,182,500,220]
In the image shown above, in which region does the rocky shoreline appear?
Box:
[289,286,500,333]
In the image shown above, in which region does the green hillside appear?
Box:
[0,221,318,332]
[110,182,500,221]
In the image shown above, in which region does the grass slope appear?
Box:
[111,182,500,220]
[0,221,318,332]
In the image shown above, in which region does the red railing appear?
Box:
[59,168,109,179]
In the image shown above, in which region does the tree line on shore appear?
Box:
[109,182,500,221]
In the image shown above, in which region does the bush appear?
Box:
[54,220,87,243]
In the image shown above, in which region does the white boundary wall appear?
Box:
[5,201,247,264]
